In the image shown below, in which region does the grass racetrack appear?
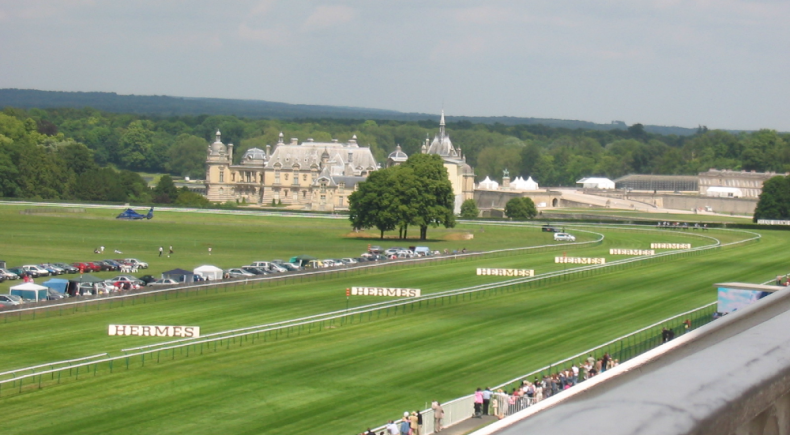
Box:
[0,204,787,434]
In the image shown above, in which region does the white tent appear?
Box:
[576,177,615,189]
[478,176,500,190]
[193,265,223,281]
[511,176,539,191]
[9,282,49,302]
[705,186,742,198]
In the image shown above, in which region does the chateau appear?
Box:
[204,112,475,212]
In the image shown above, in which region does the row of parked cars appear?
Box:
[0,259,149,282]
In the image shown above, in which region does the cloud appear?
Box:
[237,22,288,45]
[301,5,356,31]
[250,0,276,17]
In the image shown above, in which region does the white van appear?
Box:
[554,232,576,242]
[414,247,431,256]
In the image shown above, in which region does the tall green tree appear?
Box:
[403,154,456,240]
[153,174,179,203]
[349,169,399,239]
[167,134,207,179]
[753,176,790,222]
[460,199,479,219]
[505,197,537,220]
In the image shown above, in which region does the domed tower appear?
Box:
[386,144,408,167]
[205,129,233,202]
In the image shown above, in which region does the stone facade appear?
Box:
[204,131,377,211]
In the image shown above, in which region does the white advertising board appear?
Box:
[554,257,606,265]
[108,324,200,337]
[476,268,534,277]
[609,249,655,255]
[351,287,421,297]
[651,243,691,249]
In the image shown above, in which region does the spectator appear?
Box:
[409,412,419,435]
[482,387,492,415]
[473,388,483,417]
[432,401,444,432]
[386,421,399,435]
[400,413,410,435]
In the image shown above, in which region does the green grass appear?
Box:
[0,205,786,434]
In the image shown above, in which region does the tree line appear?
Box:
[0,105,789,204]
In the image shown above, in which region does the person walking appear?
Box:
[208,247,212,255]
[432,401,444,432]
[158,246,163,257]
[168,245,174,256]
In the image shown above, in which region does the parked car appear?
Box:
[369,245,383,254]
[242,267,267,276]
[39,264,64,275]
[71,262,93,273]
[340,258,358,265]
[0,294,24,305]
[124,258,149,269]
[542,225,561,232]
[52,263,79,274]
[105,275,144,286]
[250,261,283,272]
[226,268,255,278]
[46,289,66,300]
[22,265,50,277]
[149,278,179,286]
[76,282,113,295]
[102,260,124,271]
[0,268,20,280]
[384,248,405,256]
[84,262,102,272]
[7,267,28,278]
[278,263,301,272]
[554,232,576,242]
[138,275,158,285]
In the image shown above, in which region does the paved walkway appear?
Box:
[439,415,499,435]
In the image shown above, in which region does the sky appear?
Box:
[0,0,788,131]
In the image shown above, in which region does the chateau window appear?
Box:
[320,182,327,193]
[338,196,344,206]
[302,190,307,198]
[220,171,224,183]
[275,171,280,184]
[293,173,299,185]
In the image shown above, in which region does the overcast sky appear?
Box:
[0,0,788,131]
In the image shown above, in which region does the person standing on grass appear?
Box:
[208,246,212,255]
[169,245,174,256]
[159,246,163,257]
[432,401,444,432]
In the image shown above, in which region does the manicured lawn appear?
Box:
[0,204,785,434]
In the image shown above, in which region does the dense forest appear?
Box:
[0,89,702,135]
[0,105,788,205]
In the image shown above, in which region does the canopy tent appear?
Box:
[193,265,223,281]
[705,186,742,198]
[477,176,499,190]
[576,177,615,189]
[42,278,69,293]
[9,282,49,302]
[162,268,195,283]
